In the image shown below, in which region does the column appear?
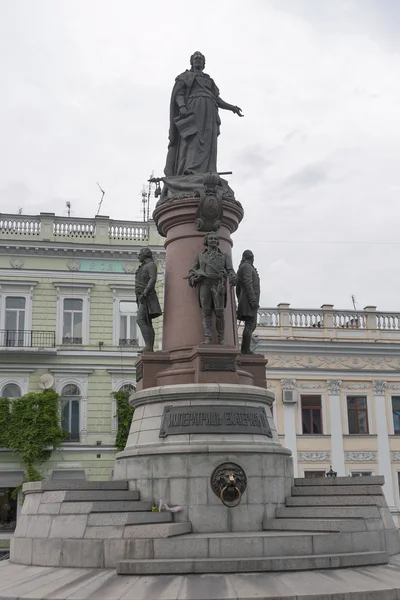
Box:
[327,380,345,475]
[281,379,298,476]
[373,380,395,508]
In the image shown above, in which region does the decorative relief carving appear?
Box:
[387,384,400,390]
[391,452,400,462]
[266,382,276,389]
[67,259,81,271]
[344,452,377,463]
[298,452,330,463]
[267,354,400,372]
[296,383,324,390]
[327,380,341,395]
[342,383,370,390]
[123,262,135,273]
[281,379,296,391]
[10,257,24,269]
[373,380,387,395]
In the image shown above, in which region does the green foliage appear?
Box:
[113,388,135,452]
[1,389,67,489]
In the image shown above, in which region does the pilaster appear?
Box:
[327,380,345,475]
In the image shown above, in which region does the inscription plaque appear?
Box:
[159,404,272,438]
[201,357,236,372]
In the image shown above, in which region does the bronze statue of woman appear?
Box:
[164,51,243,177]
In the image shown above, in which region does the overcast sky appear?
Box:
[1,0,400,310]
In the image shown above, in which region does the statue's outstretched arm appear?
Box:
[217,97,244,117]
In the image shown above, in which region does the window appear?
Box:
[0,489,17,531]
[118,301,138,346]
[351,471,373,477]
[1,383,21,398]
[392,397,400,434]
[62,299,83,344]
[61,384,80,441]
[119,383,135,394]
[301,395,323,434]
[347,396,369,434]
[304,471,326,478]
[4,297,26,347]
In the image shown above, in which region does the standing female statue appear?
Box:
[164,51,244,177]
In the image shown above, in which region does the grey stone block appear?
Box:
[32,538,62,566]
[352,531,385,552]
[265,533,314,557]
[22,493,42,514]
[153,454,189,478]
[37,479,128,491]
[84,526,124,539]
[26,514,53,538]
[383,529,400,555]
[263,476,286,504]
[38,502,61,515]
[139,415,162,431]
[124,522,191,538]
[276,505,381,519]
[14,514,29,537]
[169,478,189,506]
[41,491,66,503]
[143,403,165,419]
[10,537,32,565]
[209,535,263,559]
[246,477,264,504]
[64,490,140,502]
[50,514,88,538]
[263,517,366,532]
[135,478,154,502]
[126,511,173,525]
[126,456,154,479]
[292,484,383,496]
[137,429,160,445]
[88,512,129,526]
[230,504,265,532]
[153,536,208,560]
[365,518,385,531]
[188,505,229,533]
[124,538,154,560]
[152,478,170,504]
[60,501,93,514]
[188,477,208,505]
[380,507,397,529]
[286,494,386,507]
[61,539,104,568]
[295,475,385,486]
[113,459,127,480]
[104,539,126,568]
[312,532,353,554]
[90,500,152,512]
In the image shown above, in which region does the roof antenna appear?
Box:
[66,201,71,217]
[96,182,105,216]
[351,295,357,311]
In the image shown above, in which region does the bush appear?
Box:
[113,388,135,452]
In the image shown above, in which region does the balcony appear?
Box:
[253,304,400,343]
[0,330,56,353]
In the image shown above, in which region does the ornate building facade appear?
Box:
[0,212,165,530]
[255,303,400,524]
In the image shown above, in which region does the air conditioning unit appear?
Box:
[282,389,297,404]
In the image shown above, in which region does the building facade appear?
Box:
[0,212,165,531]
[255,303,400,523]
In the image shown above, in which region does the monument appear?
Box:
[9,52,400,585]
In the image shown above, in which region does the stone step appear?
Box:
[117,551,388,575]
[23,480,129,493]
[294,476,384,487]
[286,494,386,507]
[292,485,383,496]
[124,522,191,539]
[263,518,367,532]
[90,501,153,513]
[276,505,381,519]
[87,510,173,527]
[64,490,140,502]
[126,511,174,525]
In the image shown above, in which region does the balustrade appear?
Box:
[0,216,41,235]
[54,219,95,238]
[108,222,149,241]
[376,313,400,330]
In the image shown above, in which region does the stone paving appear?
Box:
[3,555,400,599]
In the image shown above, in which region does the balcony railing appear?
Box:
[254,304,400,341]
[0,330,56,348]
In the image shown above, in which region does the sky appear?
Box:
[1,0,400,310]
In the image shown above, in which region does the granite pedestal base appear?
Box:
[114,383,292,533]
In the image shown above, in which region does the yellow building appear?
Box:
[254,303,400,523]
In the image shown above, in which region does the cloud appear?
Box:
[283,163,328,189]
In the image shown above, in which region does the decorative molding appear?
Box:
[67,259,81,271]
[298,451,330,463]
[342,383,370,390]
[373,380,387,395]
[123,262,135,274]
[281,379,296,391]
[387,384,400,390]
[266,382,276,389]
[267,354,400,372]
[296,383,324,390]
[327,380,342,395]
[344,451,377,463]
[391,452,400,462]
[10,257,24,269]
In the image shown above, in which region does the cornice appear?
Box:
[258,339,400,355]
[0,242,166,261]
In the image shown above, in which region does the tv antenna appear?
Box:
[96,182,105,216]
[351,295,357,311]
[140,170,155,222]
[18,207,23,215]
[66,201,71,217]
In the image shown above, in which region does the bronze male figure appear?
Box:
[135,248,162,352]
[188,232,237,345]
[236,250,260,354]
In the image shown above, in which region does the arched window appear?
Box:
[119,384,135,395]
[1,383,22,399]
[61,384,80,442]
